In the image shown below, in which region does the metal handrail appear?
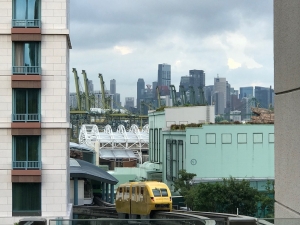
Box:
[12,19,41,28]
[12,66,41,75]
[13,161,41,169]
[12,113,40,122]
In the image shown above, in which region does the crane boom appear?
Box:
[169,85,177,106]
[98,73,106,109]
[156,86,161,108]
[189,85,195,105]
[82,70,90,111]
[179,85,187,105]
[72,68,81,111]
[198,86,206,105]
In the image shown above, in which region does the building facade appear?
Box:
[136,78,145,111]
[274,0,300,219]
[240,86,254,99]
[157,63,171,87]
[213,77,227,115]
[0,0,71,223]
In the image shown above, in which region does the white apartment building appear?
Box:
[0,0,72,224]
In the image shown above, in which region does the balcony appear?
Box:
[13,161,41,170]
[12,19,41,28]
[12,114,40,122]
[13,66,41,75]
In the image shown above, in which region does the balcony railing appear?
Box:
[13,161,41,169]
[13,66,41,75]
[12,113,40,122]
[12,19,41,28]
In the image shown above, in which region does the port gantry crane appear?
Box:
[169,85,178,106]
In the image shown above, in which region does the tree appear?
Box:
[185,177,261,216]
[172,169,196,197]
[259,180,274,218]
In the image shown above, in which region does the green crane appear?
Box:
[81,70,90,111]
[169,85,177,106]
[72,68,82,111]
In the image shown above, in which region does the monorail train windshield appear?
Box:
[152,188,168,197]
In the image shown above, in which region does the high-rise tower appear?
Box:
[137,78,145,111]
[0,0,71,223]
[157,63,171,87]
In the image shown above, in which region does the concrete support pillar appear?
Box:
[110,184,114,204]
[74,178,78,205]
[95,141,100,166]
[102,182,105,201]
[106,183,109,202]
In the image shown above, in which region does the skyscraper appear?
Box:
[213,76,227,115]
[0,0,71,222]
[110,79,116,95]
[255,86,274,109]
[157,63,171,87]
[189,69,205,88]
[137,78,145,111]
[239,86,254,99]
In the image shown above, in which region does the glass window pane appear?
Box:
[28,136,39,161]
[152,189,161,197]
[28,0,40,20]
[161,189,168,197]
[28,89,39,114]
[15,136,27,161]
[15,89,26,114]
[14,0,26,20]
[13,183,41,211]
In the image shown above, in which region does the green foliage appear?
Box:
[172,169,196,196]
[215,116,225,123]
[178,174,262,216]
[258,180,274,218]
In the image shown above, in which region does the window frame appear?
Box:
[12,0,41,28]
[12,182,41,216]
[12,135,41,170]
[12,41,41,75]
[12,88,41,122]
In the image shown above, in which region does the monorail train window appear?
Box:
[126,187,130,193]
[132,187,135,195]
[161,188,168,196]
[141,187,144,195]
[119,187,123,193]
[152,189,161,197]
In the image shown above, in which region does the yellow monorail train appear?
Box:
[115,181,172,219]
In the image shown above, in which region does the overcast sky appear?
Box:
[69,0,274,105]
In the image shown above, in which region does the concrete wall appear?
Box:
[274,0,300,218]
[160,124,274,189]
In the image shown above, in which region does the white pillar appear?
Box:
[95,141,100,166]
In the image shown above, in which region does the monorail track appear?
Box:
[73,204,270,225]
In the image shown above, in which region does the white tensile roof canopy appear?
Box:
[78,124,149,163]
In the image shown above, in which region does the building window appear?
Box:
[13,136,41,169]
[206,133,216,144]
[237,133,247,144]
[12,0,41,28]
[190,135,199,144]
[222,133,232,144]
[12,183,41,216]
[253,133,263,143]
[12,89,40,122]
[269,133,274,143]
[13,42,41,75]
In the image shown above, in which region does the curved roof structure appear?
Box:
[70,158,118,184]
[79,124,149,149]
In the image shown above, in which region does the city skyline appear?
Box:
[69,0,273,104]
